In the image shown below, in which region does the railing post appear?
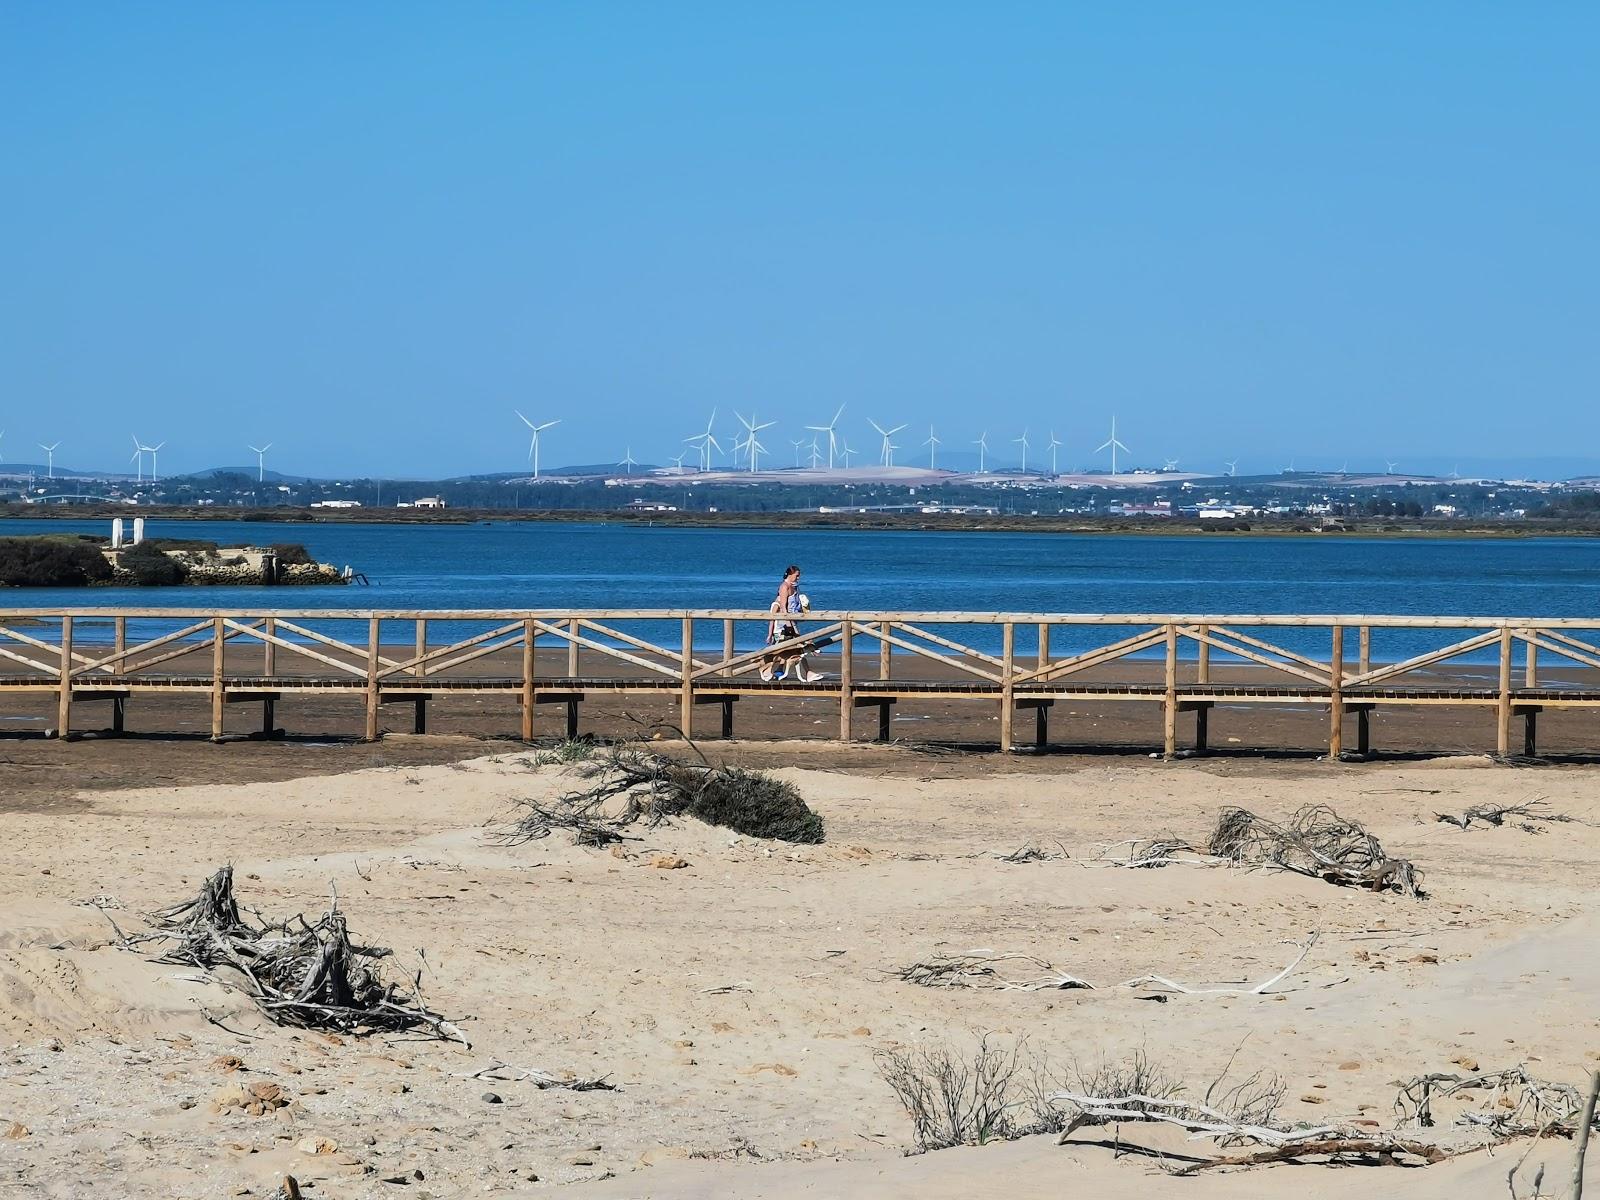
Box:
[1496,627,1513,757]
[365,616,381,741]
[679,617,694,738]
[838,619,854,741]
[1359,625,1371,675]
[1162,623,1178,759]
[1329,624,1344,760]
[56,616,73,740]
[264,616,276,676]
[1525,639,1537,688]
[414,619,427,680]
[999,622,1015,753]
[521,618,536,741]
[567,617,579,679]
[210,616,225,741]
[1037,622,1050,671]
[879,620,891,680]
[723,619,735,678]
[113,615,126,679]
[1196,623,1210,685]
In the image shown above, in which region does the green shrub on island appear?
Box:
[118,540,189,586]
[269,542,316,566]
[0,536,115,587]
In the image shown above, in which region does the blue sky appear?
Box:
[2,3,1596,478]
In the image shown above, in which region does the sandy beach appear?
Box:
[3,737,1599,1197]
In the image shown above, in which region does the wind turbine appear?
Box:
[684,408,721,472]
[0,430,5,464]
[1385,460,1398,475]
[1224,459,1238,477]
[791,437,807,467]
[39,442,60,480]
[132,434,163,482]
[923,425,941,470]
[1095,416,1129,477]
[1047,431,1062,476]
[1013,429,1031,474]
[620,446,638,473]
[841,440,858,468]
[670,451,688,473]
[804,404,845,470]
[513,411,559,479]
[736,412,776,472]
[130,439,144,483]
[1163,458,1179,472]
[973,431,989,474]
[869,419,907,468]
[248,443,273,483]
[807,438,823,469]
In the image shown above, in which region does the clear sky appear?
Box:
[2,3,1596,478]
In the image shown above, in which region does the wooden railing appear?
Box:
[2,608,1599,755]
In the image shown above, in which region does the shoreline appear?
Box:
[4,504,1598,538]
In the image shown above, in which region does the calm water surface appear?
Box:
[1,519,1594,661]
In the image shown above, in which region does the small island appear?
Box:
[0,533,348,588]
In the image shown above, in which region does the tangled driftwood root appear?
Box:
[495,745,825,846]
[1434,799,1575,833]
[123,866,464,1043]
[1208,805,1425,897]
[1395,1067,1599,1138]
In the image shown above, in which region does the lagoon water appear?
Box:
[1,518,1594,662]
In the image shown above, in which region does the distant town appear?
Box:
[4,459,1600,529]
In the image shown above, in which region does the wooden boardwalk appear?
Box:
[2,608,1598,756]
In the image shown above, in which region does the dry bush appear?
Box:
[498,744,825,846]
[875,1035,1029,1151]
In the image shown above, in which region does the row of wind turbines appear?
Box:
[0,433,278,484]
[513,405,1156,479]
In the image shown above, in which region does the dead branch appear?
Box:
[996,841,1069,864]
[1209,805,1425,897]
[1434,799,1576,832]
[1170,1137,1452,1174]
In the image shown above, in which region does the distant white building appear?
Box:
[310,499,363,509]
[397,496,447,509]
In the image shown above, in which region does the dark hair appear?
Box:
[783,564,800,578]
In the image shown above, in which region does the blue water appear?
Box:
[1,519,1595,662]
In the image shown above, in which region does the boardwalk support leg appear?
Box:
[1517,705,1541,758]
[1162,624,1178,760]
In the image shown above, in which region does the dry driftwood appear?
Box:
[124,866,465,1044]
[464,1060,617,1091]
[1052,1090,1451,1173]
[896,951,1092,991]
[1208,804,1425,897]
[897,935,1323,996]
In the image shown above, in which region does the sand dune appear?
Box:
[2,745,1598,1196]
